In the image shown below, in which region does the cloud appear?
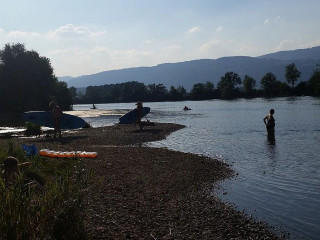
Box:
[199,38,223,52]
[47,46,152,76]
[48,24,106,39]
[216,26,223,32]
[144,39,153,44]
[275,39,292,51]
[110,48,151,59]
[166,45,182,51]
[305,39,320,48]
[264,16,283,25]
[0,30,41,45]
[264,18,270,25]
[187,26,200,34]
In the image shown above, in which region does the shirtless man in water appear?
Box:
[263,109,275,134]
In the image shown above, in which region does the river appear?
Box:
[71,97,319,239]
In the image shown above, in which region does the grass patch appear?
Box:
[0,141,90,240]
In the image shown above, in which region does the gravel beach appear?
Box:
[2,123,288,239]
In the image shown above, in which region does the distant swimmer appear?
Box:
[184,106,191,110]
[263,109,275,134]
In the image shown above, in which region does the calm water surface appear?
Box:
[73,97,320,240]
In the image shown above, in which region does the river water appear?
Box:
[73,97,319,239]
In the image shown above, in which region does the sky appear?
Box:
[0,0,319,77]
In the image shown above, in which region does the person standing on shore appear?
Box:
[49,102,62,138]
[136,101,143,130]
[263,109,275,135]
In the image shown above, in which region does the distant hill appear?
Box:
[58,76,74,82]
[60,46,320,90]
[259,46,320,61]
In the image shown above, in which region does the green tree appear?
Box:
[276,81,291,97]
[204,81,215,99]
[243,75,256,96]
[54,81,73,110]
[0,43,72,112]
[177,86,187,99]
[260,72,278,97]
[69,87,77,105]
[285,63,301,94]
[217,72,241,99]
[146,84,168,101]
[309,68,320,96]
[295,81,310,96]
[85,86,105,103]
[190,83,205,100]
[169,86,179,101]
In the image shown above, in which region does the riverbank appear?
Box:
[1,123,288,239]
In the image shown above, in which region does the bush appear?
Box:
[24,122,42,136]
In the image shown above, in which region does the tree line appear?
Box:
[1,43,319,114]
[71,63,320,104]
[0,43,72,113]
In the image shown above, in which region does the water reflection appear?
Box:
[265,133,278,173]
[267,130,276,145]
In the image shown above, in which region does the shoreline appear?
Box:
[1,123,288,239]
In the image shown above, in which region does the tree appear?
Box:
[295,81,310,96]
[217,72,241,99]
[169,86,179,101]
[204,81,215,99]
[309,68,320,96]
[190,83,205,100]
[285,63,301,94]
[0,43,72,112]
[121,81,147,102]
[69,87,77,105]
[243,75,256,95]
[260,72,278,97]
[176,86,187,99]
[146,84,168,101]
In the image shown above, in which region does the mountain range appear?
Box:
[60,46,320,91]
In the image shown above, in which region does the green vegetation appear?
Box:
[243,75,257,97]
[285,63,301,94]
[24,122,42,136]
[72,62,320,103]
[308,65,320,96]
[0,43,72,113]
[0,142,90,240]
[217,72,242,99]
[260,72,278,97]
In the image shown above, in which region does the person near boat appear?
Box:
[49,102,62,138]
[136,101,143,130]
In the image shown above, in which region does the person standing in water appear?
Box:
[263,109,275,135]
[49,102,62,138]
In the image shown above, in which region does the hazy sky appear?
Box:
[0,0,319,77]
